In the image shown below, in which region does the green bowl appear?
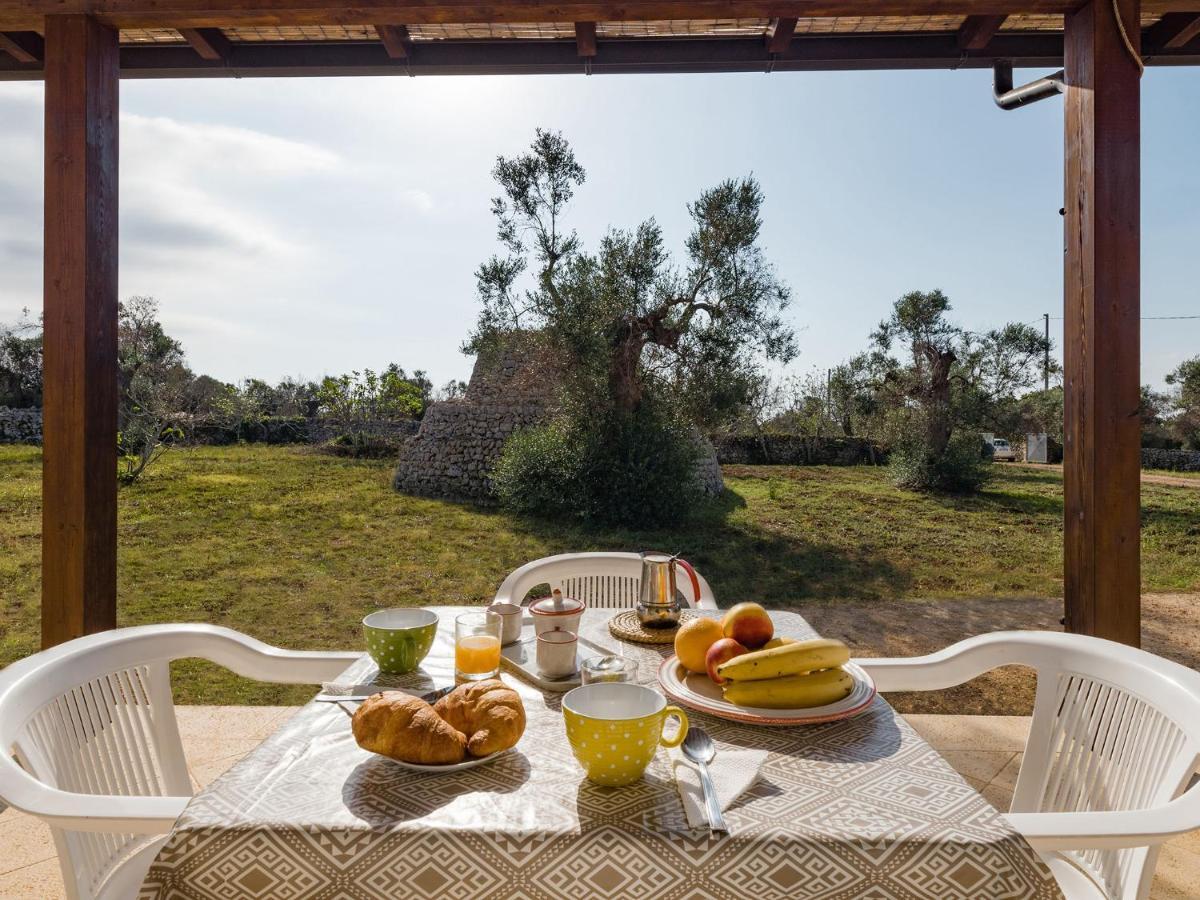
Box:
[363,608,438,675]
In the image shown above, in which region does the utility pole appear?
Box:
[1044,313,1050,391]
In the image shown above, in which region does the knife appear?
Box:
[316,685,453,704]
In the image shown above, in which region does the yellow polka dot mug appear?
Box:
[562,683,689,786]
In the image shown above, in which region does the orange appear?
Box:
[674,618,726,674]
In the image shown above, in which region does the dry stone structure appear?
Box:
[0,407,42,444]
[392,338,557,502]
[393,335,723,503]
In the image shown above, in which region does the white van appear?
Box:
[991,438,1018,462]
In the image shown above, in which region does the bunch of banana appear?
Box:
[716,638,854,710]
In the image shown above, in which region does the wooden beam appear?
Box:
[574,21,597,57]
[178,26,228,59]
[7,0,1200,33]
[1063,0,1141,646]
[0,32,1105,79]
[766,17,798,53]
[3,28,1197,80]
[956,14,1007,49]
[1145,11,1200,48]
[0,30,42,62]
[374,23,410,58]
[42,13,119,649]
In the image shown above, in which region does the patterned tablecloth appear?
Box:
[139,608,1060,899]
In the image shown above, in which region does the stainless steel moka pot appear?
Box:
[637,551,683,629]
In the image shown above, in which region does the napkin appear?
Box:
[670,747,768,830]
[320,681,376,696]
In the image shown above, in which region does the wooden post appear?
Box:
[42,14,120,648]
[1062,0,1141,646]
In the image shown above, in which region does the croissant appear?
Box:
[352,692,467,765]
[434,680,526,757]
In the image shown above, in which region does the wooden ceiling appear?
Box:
[2,2,1199,77]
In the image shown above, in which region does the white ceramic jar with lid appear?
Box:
[529,589,586,636]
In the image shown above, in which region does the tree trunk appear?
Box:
[608,334,644,413]
[922,343,956,460]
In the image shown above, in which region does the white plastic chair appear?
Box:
[855,631,1200,900]
[0,624,359,900]
[494,552,718,610]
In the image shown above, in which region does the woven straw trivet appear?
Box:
[608,609,697,644]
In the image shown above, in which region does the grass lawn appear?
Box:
[2,444,1197,704]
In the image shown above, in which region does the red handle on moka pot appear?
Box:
[674,557,702,608]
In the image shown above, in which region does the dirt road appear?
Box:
[1011,461,1199,489]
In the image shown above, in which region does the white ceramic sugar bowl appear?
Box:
[529,590,586,637]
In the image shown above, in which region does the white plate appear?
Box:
[380,747,515,773]
[657,656,876,726]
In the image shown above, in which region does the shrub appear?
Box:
[888,429,990,493]
[493,404,702,527]
[118,422,183,485]
[492,422,581,517]
[326,432,403,459]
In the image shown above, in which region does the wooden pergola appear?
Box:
[3,0,1197,652]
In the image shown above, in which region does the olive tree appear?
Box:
[117,296,190,484]
[472,130,796,524]
[0,309,43,408]
[468,129,796,426]
[871,289,1051,492]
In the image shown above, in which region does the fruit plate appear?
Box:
[657,656,877,726]
[379,747,516,773]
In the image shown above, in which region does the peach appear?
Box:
[721,602,774,649]
[705,637,748,684]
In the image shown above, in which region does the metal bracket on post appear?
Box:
[993,59,1065,109]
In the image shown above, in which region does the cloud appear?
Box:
[398,188,435,213]
[118,113,342,264]
[120,113,339,179]
[120,178,295,261]
[167,311,253,341]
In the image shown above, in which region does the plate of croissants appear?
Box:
[351,679,526,772]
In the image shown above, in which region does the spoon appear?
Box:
[681,727,728,834]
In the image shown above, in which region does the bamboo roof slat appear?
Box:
[112,13,1173,45]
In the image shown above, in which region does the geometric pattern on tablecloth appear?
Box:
[472,826,567,870]
[889,833,1054,900]
[806,794,941,867]
[528,824,681,899]
[357,828,508,898]
[138,609,1063,900]
[188,830,327,899]
[709,833,869,899]
[852,766,984,822]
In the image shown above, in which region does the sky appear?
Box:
[0,66,1197,392]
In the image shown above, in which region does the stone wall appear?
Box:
[393,337,557,502]
[0,407,42,444]
[1142,447,1200,472]
[392,398,552,501]
[691,432,726,495]
[185,416,419,447]
[393,336,724,502]
[0,408,421,448]
[711,433,884,466]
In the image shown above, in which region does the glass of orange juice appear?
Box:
[455,611,502,682]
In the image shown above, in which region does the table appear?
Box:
[139,608,1061,899]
